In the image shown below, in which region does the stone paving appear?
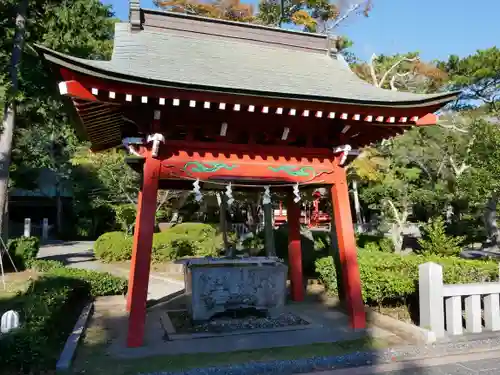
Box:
[307,349,500,375]
[92,294,401,359]
[37,242,500,374]
[36,241,184,301]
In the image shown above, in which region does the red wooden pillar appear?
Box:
[331,163,366,329]
[286,193,305,302]
[126,156,161,347]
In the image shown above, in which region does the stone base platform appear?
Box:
[80,292,405,360]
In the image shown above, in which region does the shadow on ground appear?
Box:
[38,253,97,266]
[68,286,443,375]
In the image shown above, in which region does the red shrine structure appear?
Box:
[273,193,331,229]
[36,3,459,348]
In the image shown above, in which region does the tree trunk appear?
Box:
[484,194,499,248]
[391,223,403,253]
[217,192,232,257]
[445,204,454,224]
[263,202,276,256]
[352,180,364,228]
[0,0,28,241]
[169,191,190,223]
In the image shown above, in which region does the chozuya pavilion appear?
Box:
[36,1,459,348]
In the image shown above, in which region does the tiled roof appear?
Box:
[38,16,459,107]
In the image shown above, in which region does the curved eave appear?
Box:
[36,44,460,110]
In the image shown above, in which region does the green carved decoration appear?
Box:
[183,161,238,175]
[268,165,316,177]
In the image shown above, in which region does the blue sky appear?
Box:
[102,0,499,62]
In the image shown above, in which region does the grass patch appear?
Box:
[0,271,38,309]
[73,331,390,375]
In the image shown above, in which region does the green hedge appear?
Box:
[273,225,330,275]
[315,250,499,305]
[0,275,89,372]
[94,231,133,262]
[94,223,225,263]
[0,261,126,372]
[6,236,40,270]
[152,232,198,262]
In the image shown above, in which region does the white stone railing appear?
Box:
[419,262,500,339]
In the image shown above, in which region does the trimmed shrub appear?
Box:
[152,232,197,262]
[27,259,63,272]
[0,276,90,372]
[274,225,329,275]
[6,236,40,270]
[43,266,127,297]
[94,231,133,262]
[167,222,217,239]
[315,250,498,305]
[0,261,127,372]
[356,234,393,253]
[94,223,227,262]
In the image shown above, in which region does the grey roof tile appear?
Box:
[39,22,459,106]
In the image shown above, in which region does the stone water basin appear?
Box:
[182,257,287,322]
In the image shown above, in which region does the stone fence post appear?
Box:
[23,218,31,237]
[419,262,445,338]
[42,218,49,241]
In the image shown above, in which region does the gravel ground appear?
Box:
[140,336,500,375]
[169,310,309,334]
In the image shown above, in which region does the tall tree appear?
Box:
[154,0,255,22]
[352,52,448,93]
[0,0,28,240]
[438,47,500,111]
[0,0,116,236]
[256,0,372,32]
[439,48,500,247]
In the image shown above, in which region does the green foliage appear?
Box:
[94,223,226,263]
[417,217,464,257]
[352,52,448,93]
[3,0,118,219]
[0,276,89,372]
[274,225,330,274]
[0,261,125,373]
[167,222,217,238]
[42,266,128,297]
[113,204,137,234]
[242,234,265,250]
[152,232,197,261]
[439,47,500,111]
[356,234,394,252]
[156,208,172,223]
[315,251,498,305]
[94,231,133,262]
[460,119,500,203]
[28,259,63,272]
[6,236,40,270]
[0,0,119,237]
[167,223,224,257]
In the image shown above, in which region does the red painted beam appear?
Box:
[157,149,336,185]
[415,113,438,126]
[126,156,161,348]
[57,67,449,118]
[331,161,366,329]
[286,193,305,302]
[58,80,97,101]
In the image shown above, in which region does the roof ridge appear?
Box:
[129,0,141,31]
[140,8,329,40]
